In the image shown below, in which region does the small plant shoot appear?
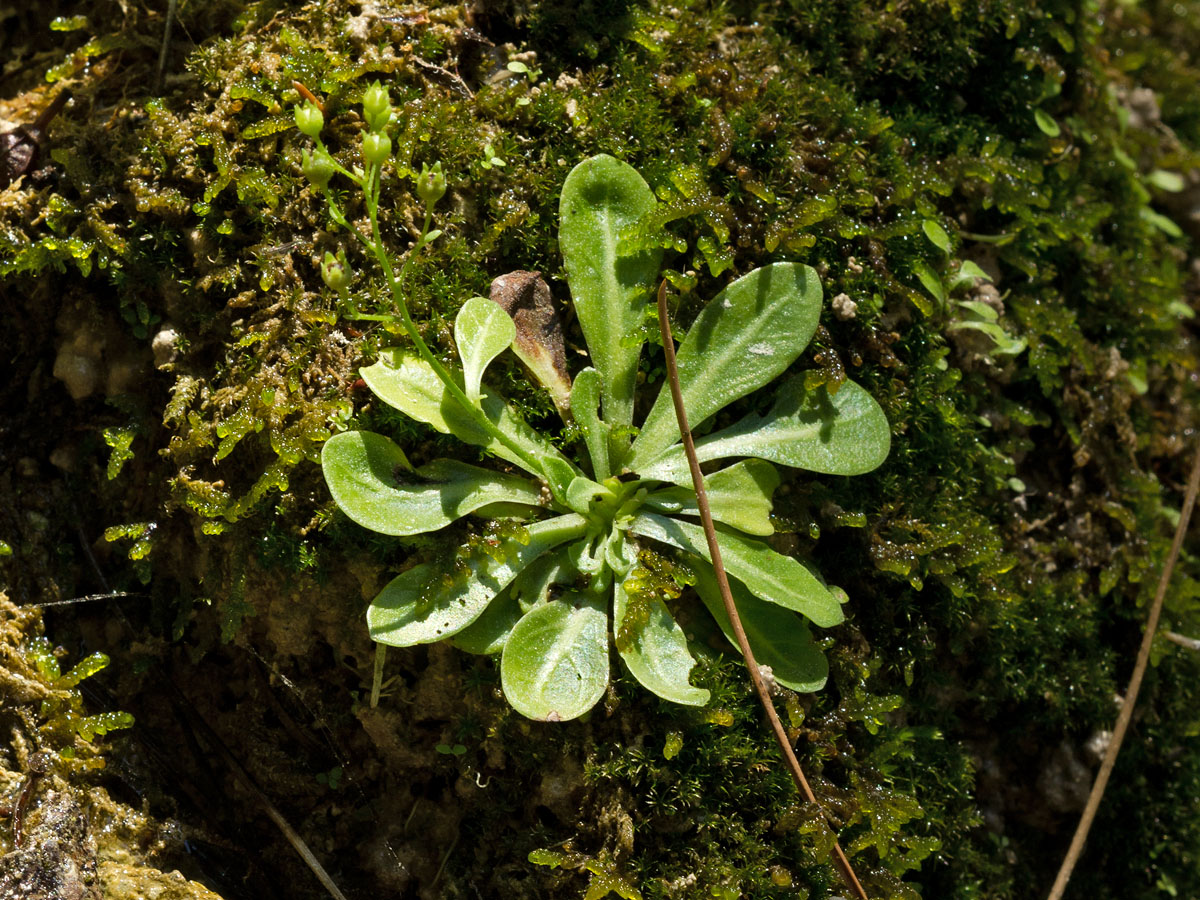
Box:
[307,84,892,721]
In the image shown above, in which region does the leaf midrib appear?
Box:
[532,604,594,696]
[634,283,795,463]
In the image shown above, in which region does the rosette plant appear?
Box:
[314,111,890,720]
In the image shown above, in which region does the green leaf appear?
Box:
[640,379,890,481]
[1146,169,1185,192]
[540,455,580,508]
[959,260,992,281]
[559,155,662,434]
[614,578,709,706]
[911,260,947,307]
[949,259,993,291]
[511,547,575,611]
[644,459,780,537]
[922,219,952,254]
[361,349,579,482]
[629,513,844,627]
[949,320,1028,355]
[1033,108,1061,137]
[955,300,1000,321]
[368,514,588,646]
[631,263,823,468]
[451,586,522,654]
[566,475,616,516]
[1140,206,1183,238]
[692,567,828,692]
[455,296,516,404]
[570,368,611,480]
[322,432,542,536]
[1168,299,1196,320]
[501,592,609,721]
[453,548,585,657]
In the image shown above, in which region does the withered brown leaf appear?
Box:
[489,270,572,419]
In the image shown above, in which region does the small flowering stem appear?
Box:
[359,194,547,477]
[366,190,542,478]
[295,84,548,479]
[656,281,869,900]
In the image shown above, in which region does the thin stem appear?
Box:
[314,137,364,189]
[655,282,869,900]
[154,0,176,94]
[371,643,387,708]
[306,120,567,481]
[32,90,71,132]
[1046,439,1200,900]
[360,174,548,477]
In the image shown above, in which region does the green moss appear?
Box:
[23,635,135,750]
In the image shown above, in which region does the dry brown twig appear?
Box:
[1046,439,1200,900]
[1163,630,1200,652]
[656,281,870,900]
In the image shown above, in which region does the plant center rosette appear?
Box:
[321,154,891,721]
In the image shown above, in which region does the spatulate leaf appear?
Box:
[631,263,822,467]
[570,367,611,481]
[361,349,579,484]
[614,578,709,706]
[451,586,522,655]
[629,513,844,628]
[368,514,587,646]
[692,567,829,692]
[559,155,662,435]
[455,296,516,404]
[322,432,542,536]
[501,592,609,721]
[643,459,780,537]
[640,379,890,482]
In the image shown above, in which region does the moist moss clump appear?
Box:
[1,0,1200,896]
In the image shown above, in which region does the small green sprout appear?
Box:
[299,85,891,721]
[315,765,344,789]
[505,60,540,82]
[479,143,505,170]
[913,222,1026,359]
